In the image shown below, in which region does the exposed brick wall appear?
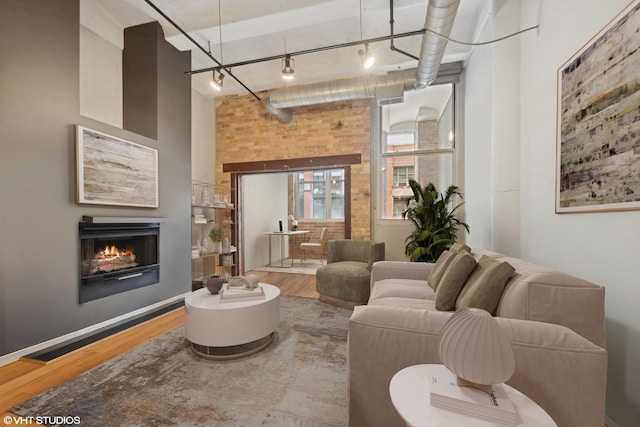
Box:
[215,93,372,239]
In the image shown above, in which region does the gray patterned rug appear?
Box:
[13,296,351,426]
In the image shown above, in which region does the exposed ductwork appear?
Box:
[416,0,461,87]
[263,0,461,124]
[263,69,418,125]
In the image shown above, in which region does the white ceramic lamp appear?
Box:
[437,307,515,394]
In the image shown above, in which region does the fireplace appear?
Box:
[79,220,160,303]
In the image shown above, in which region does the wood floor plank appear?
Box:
[248,270,319,299]
[0,361,42,386]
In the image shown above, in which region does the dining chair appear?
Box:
[300,227,328,265]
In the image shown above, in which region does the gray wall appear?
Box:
[0,0,192,356]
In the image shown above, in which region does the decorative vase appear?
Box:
[205,275,224,294]
[213,241,222,253]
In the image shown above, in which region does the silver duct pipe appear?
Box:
[416,0,461,87]
[264,0,460,123]
[263,69,418,124]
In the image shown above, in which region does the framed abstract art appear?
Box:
[556,0,640,213]
[76,126,159,208]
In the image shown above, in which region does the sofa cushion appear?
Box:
[369,297,436,311]
[456,255,515,313]
[427,250,456,291]
[435,252,477,311]
[449,242,471,254]
[370,279,435,301]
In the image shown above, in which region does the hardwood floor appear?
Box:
[249,270,319,299]
[0,271,316,424]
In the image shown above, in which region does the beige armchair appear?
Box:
[300,227,328,265]
[315,239,385,308]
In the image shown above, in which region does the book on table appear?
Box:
[429,369,516,425]
[220,284,265,302]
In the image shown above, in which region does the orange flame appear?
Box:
[97,245,136,261]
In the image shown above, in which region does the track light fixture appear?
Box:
[210,70,224,91]
[282,54,295,80]
[358,44,375,69]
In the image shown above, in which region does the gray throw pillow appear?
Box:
[428,250,456,291]
[435,252,477,311]
[455,255,516,314]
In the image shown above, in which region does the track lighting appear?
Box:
[358,44,375,69]
[282,54,295,80]
[210,70,224,91]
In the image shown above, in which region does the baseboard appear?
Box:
[0,293,188,367]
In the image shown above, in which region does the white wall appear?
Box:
[465,1,522,255]
[489,0,521,257]
[191,90,216,184]
[79,0,122,127]
[242,173,289,270]
[466,1,640,425]
[463,27,493,250]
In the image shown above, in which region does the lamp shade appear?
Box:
[438,307,515,387]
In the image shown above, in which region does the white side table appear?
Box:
[390,364,556,427]
[185,284,280,360]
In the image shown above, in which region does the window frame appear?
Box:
[374,82,460,223]
[295,168,345,220]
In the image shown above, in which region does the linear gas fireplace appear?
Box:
[79,218,160,303]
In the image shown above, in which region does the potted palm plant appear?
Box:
[402,179,469,263]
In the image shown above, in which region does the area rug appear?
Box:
[12,296,352,426]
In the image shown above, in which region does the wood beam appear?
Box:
[223,154,361,174]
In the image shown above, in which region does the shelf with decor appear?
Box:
[191,181,237,286]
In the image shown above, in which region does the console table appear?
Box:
[264,230,309,267]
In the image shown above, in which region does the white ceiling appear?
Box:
[93,0,490,99]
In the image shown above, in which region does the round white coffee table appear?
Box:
[390,364,557,427]
[185,284,280,360]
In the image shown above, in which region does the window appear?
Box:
[296,168,344,219]
[379,84,455,219]
[393,166,414,188]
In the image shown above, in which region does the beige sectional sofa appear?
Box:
[348,248,607,427]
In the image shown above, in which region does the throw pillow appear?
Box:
[435,252,477,311]
[455,255,516,314]
[449,242,471,254]
[427,250,457,291]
